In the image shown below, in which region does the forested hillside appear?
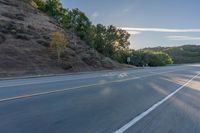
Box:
[143,45,200,64]
[32,0,131,63]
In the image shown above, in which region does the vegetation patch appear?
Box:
[130,50,173,67]
[143,45,200,64]
[32,0,131,64]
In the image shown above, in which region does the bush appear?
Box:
[131,50,173,66]
[31,0,45,10]
[50,32,67,61]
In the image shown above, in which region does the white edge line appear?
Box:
[114,72,200,133]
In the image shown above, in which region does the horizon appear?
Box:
[61,0,200,49]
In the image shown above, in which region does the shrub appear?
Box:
[50,32,67,61]
[131,50,173,66]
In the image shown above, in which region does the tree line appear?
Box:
[131,50,173,66]
[32,0,173,66]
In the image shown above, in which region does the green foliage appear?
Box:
[112,49,133,63]
[31,0,175,66]
[44,0,62,17]
[88,24,131,62]
[32,0,131,64]
[143,45,200,64]
[67,8,92,40]
[131,50,173,66]
[34,1,198,66]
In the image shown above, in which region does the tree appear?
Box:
[68,9,91,40]
[90,25,130,62]
[130,50,173,66]
[50,32,67,61]
[106,25,130,60]
[58,8,70,26]
[44,0,62,18]
[112,48,132,63]
[92,24,107,53]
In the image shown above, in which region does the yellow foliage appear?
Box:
[50,32,67,61]
[50,32,66,48]
[31,1,38,8]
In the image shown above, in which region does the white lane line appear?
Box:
[0,69,188,103]
[0,68,187,88]
[0,83,96,102]
[114,72,200,133]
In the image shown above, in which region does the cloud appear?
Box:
[166,36,200,41]
[126,31,141,35]
[120,27,200,34]
[122,8,130,13]
[91,11,99,19]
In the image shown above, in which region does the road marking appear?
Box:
[114,72,200,133]
[0,69,186,102]
[0,68,191,103]
[0,69,191,102]
[0,67,186,88]
[0,83,99,102]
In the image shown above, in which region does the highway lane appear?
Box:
[0,65,194,100]
[0,64,199,133]
[125,73,200,133]
[0,65,191,88]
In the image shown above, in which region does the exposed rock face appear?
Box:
[0,0,127,77]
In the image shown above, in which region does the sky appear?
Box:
[61,0,200,49]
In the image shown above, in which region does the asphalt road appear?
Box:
[0,64,199,133]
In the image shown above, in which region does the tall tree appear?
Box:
[93,24,107,54]
[68,8,91,40]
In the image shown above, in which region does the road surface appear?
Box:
[0,64,200,133]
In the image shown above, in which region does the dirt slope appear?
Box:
[0,0,129,77]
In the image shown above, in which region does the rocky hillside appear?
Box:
[0,0,128,77]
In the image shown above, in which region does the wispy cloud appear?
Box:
[126,31,142,35]
[122,8,131,13]
[167,36,200,41]
[91,11,99,19]
[120,27,200,35]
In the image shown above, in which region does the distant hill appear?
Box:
[0,0,129,77]
[143,45,200,64]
